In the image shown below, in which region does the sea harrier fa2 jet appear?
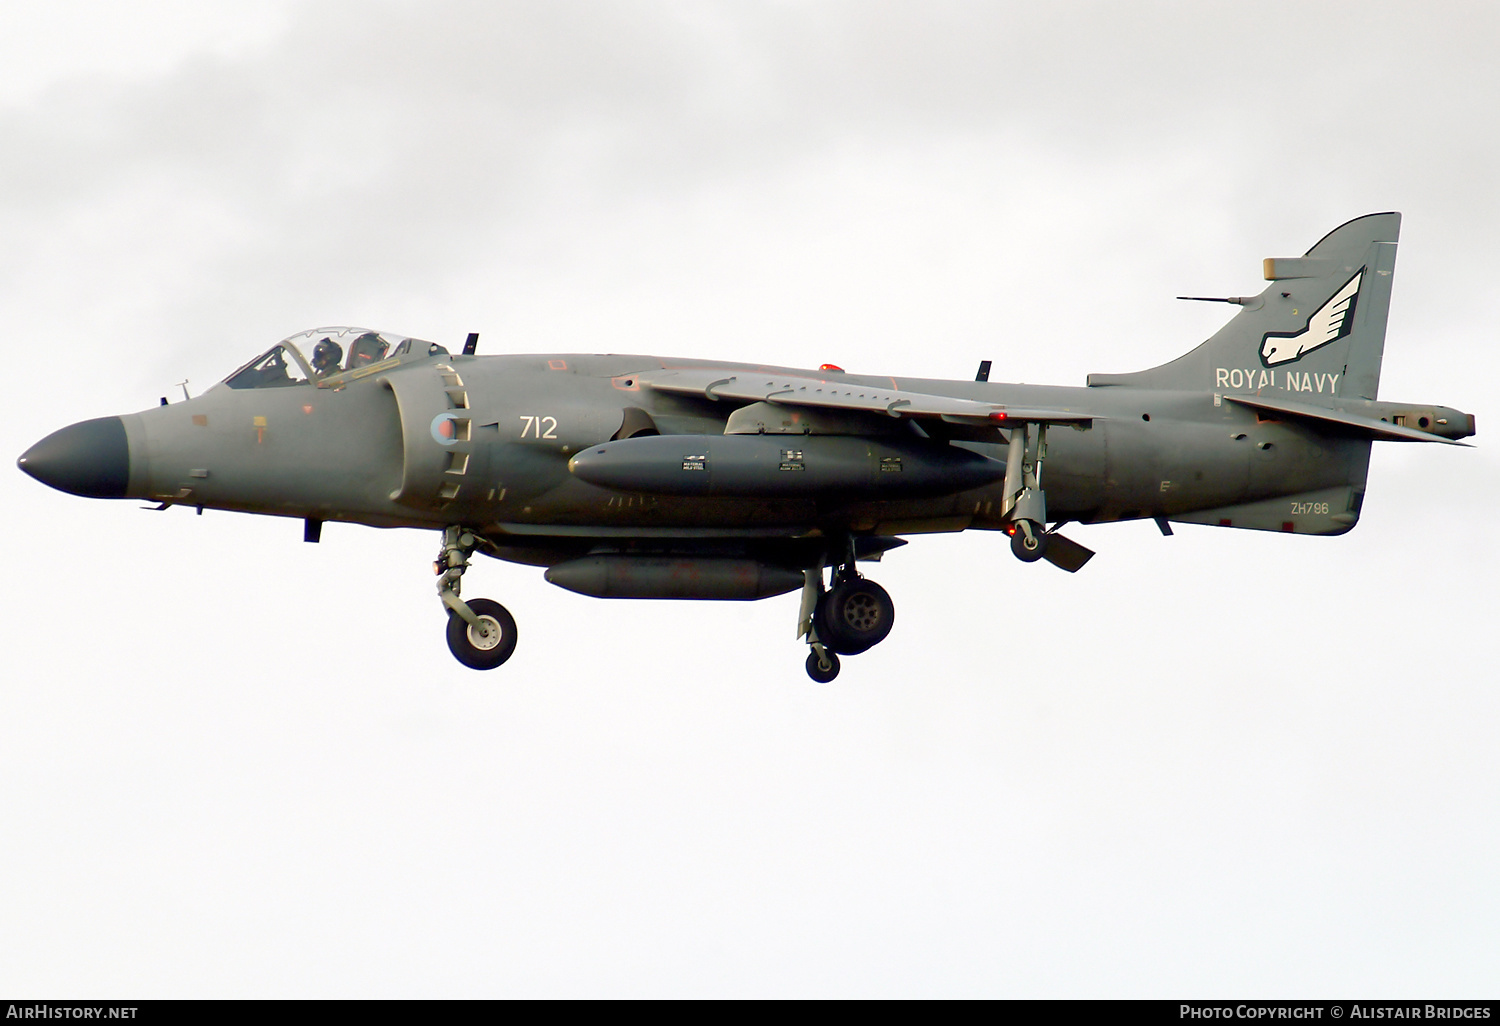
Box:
[18,213,1476,681]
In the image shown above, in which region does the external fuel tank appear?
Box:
[567,433,1006,499]
[544,556,803,600]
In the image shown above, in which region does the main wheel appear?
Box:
[806,649,841,683]
[814,578,895,655]
[1011,522,1049,562]
[445,598,518,670]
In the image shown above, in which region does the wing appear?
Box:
[634,368,1095,427]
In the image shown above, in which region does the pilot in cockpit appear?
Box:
[346,331,388,370]
[311,338,344,376]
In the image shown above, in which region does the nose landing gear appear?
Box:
[436,526,518,670]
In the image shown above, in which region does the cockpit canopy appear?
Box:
[224,327,448,389]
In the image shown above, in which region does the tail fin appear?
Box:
[1088,212,1400,403]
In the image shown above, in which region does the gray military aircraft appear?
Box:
[17,213,1475,681]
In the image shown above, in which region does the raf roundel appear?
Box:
[430,412,460,446]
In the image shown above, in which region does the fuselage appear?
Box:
[99,348,1370,552]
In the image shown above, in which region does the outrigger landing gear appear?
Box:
[796,549,896,682]
[1003,420,1050,564]
[435,526,517,670]
[998,420,1097,572]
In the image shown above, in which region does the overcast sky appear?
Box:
[2,0,1497,997]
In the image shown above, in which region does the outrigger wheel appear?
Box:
[445,597,518,670]
[1010,520,1049,563]
[814,577,895,655]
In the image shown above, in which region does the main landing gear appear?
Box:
[436,526,517,670]
[797,556,895,683]
[805,649,840,684]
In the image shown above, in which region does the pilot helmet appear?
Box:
[312,338,343,371]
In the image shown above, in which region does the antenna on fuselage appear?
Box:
[462,333,479,356]
[975,360,992,382]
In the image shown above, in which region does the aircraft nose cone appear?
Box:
[17,416,130,498]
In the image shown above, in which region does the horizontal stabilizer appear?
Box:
[1223,394,1471,445]
[1043,532,1094,572]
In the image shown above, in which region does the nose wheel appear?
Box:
[446,597,518,670]
[435,526,518,671]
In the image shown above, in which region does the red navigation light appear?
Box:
[989,411,1008,421]
[819,363,844,372]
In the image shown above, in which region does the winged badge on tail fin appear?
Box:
[1261,269,1363,366]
